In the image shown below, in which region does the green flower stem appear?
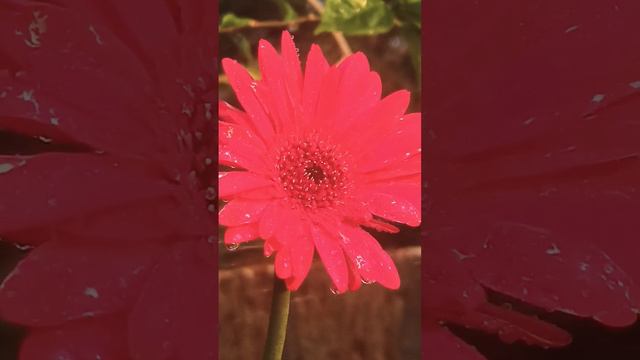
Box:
[262,274,291,360]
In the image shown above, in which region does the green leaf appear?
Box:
[315,0,394,36]
[272,0,298,21]
[219,13,254,30]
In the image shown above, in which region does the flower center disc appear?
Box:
[275,135,351,209]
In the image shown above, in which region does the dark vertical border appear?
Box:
[213,1,220,359]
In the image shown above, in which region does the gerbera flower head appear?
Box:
[219,31,421,293]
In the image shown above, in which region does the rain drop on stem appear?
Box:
[226,243,240,252]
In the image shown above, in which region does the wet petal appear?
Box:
[219,142,268,173]
[0,153,176,234]
[285,223,314,290]
[312,225,349,294]
[258,201,289,241]
[301,44,329,130]
[258,39,294,133]
[218,106,266,151]
[223,223,259,245]
[219,171,274,199]
[218,199,269,227]
[366,192,421,227]
[0,242,161,326]
[222,58,275,143]
[129,242,216,360]
[337,225,400,289]
[275,247,293,280]
[423,327,486,360]
[20,316,129,360]
[469,223,640,327]
[313,53,377,134]
[279,31,303,108]
[340,89,408,151]
[357,112,421,172]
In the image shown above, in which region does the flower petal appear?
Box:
[0,3,184,160]
[469,223,640,327]
[20,316,129,360]
[7,195,212,245]
[224,223,259,245]
[312,225,349,294]
[285,223,314,290]
[0,242,161,326]
[258,201,285,240]
[313,52,379,134]
[423,327,486,360]
[0,153,176,234]
[275,247,293,280]
[337,225,400,289]
[219,171,274,199]
[218,105,266,151]
[218,199,268,227]
[280,31,303,108]
[258,39,294,133]
[356,112,421,172]
[129,242,216,360]
[301,44,330,130]
[360,182,421,226]
[222,58,275,143]
[366,192,421,227]
[219,142,268,173]
[340,90,410,155]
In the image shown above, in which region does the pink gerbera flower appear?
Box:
[219,31,421,293]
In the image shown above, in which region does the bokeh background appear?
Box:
[218,0,421,359]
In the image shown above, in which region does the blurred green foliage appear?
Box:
[220,13,254,29]
[220,0,421,35]
[219,0,421,82]
[272,0,298,21]
[315,0,395,35]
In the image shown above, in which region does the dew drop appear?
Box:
[205,187,216,201]
[361,278,376,285]
[592,94,605,103]
[14,244,33,251]
[226,243,240,252]
[0,163,15,174]
[604,263,614,274]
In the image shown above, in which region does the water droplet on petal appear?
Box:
[226,243,240,252]
[0,163,15,174]
[14,243,33,251]
[205,187,216,201]
[361,278,375,285]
